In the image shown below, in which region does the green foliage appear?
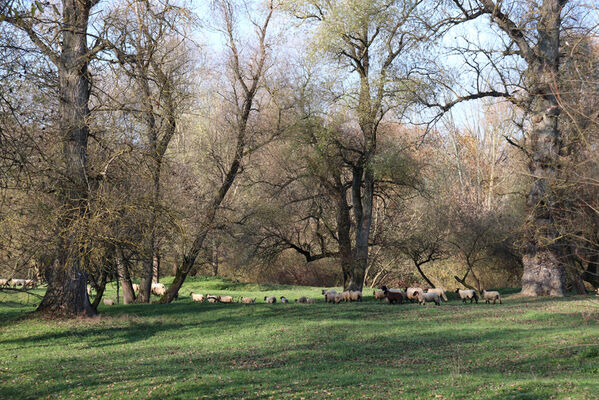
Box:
[1,278,598,399]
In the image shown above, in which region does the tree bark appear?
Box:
[520,0,567,297]
[335,179,353,290]
[35,0,99,317]
[116,248,136,304]
[90,270,107,311]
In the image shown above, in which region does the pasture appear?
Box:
[1,277,598,399]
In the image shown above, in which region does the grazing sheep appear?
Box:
[481,290,502,304]
[406,287,424,303]
[190,292,205,303]
[10,279,25,288]
[373,290,386,301]
[416,291,441,306]
[103,298,115,306]
[218,295,234,303]
[306,298,316,304]
[241,297,256,304]
[322,289,337,303]
[264,296,276,304]
[151,283,166,296]
[455,289,479,304]
[381,286,404,304]
[280,296,289,304]
[349,290,362,302]
[207,295,219,303]
[0,279,8,287]
[132,284,140,293]
[426,288,448,302]
[295,296,307,303]
[341,291,351,302]
[24,279,36,289]
[333,293,344,304]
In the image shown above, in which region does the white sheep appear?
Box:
[0,279,8,287]
[341,291,351,302]
[481,290,502,304]
[322,289,337,303]
[406,287,423,302]
[241,297,256,304]
[426,288,448,302]
[151,283,166,296]
[373,290,386,301]
[190,292,205,302]
[10,279,25,288]
[416,291,441,306]
[264,296,276,304]
[24,279,36,288]
[280,296,289,304]
[103,298,115,306]
[333,293,344,304]
[132,283,140,293]
[349,290,362,302]
[455,289,479,304]
[219,295,234,303]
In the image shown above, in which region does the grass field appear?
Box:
[1,277,599,399]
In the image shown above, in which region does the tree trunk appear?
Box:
[520,0,566,296]
[90,270,107,311]
[116,249,136,304]
[36,0,99,317]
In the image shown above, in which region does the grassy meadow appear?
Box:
[1,277,599,399]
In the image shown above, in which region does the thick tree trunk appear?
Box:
[116,249,136,304]
[36,0,99,317]
[520,0,567,297]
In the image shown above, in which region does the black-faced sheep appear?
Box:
[426,288,448,302]
[416,291,441,306]
[455,289,478,304]
[280,296,289,304]
[381,286,404,304]
[406,287,423,303]
[206,295,219,303]
[481,290,502,304]
[264,296,276,304]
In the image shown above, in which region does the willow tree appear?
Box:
[1,0,103,315]
[288,0,434,290]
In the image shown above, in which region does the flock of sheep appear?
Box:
[0,278,37,288]
[178,286,503,306]
[3,276,505,306]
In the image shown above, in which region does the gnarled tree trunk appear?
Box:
[35,0,100,317]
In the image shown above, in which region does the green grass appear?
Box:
[1,277,599,399]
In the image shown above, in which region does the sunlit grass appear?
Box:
[1,277,598,399]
